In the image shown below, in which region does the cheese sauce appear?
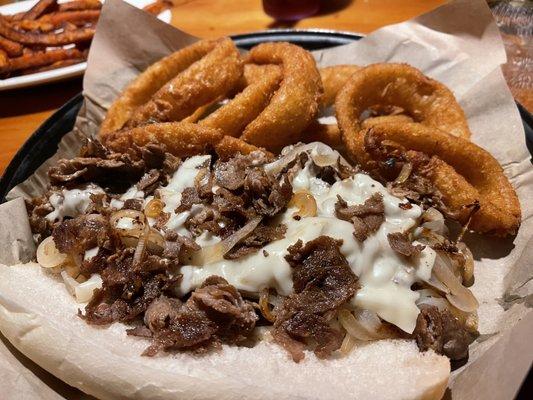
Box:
[176,148,435,333]
[46,185,104,222]
[160,155,211,234]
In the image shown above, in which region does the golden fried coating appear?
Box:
[200,63,283,137]
[100,39,220,137]
[320,65,361,108]
[125,38,243,127]
[362,122,521,236]
[104,122,224,158]
[215,136,273,160]
[361,114,414,129]
[241,42,323,152]
[336,63,471,139]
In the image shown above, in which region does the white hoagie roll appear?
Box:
[0,263,449,400]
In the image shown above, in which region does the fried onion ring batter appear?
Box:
[200,63,283,137]
[362,122,520,236]
[104,122,224,158]
[320,65,361,108]
[215,136,273,160]
[100,39,220,137]
[125,38,243,127]
[336,63,471,139]
[240,42,323,152]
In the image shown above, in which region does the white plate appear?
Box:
[0,0,171,91]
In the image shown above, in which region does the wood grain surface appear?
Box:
[0,0,530,175]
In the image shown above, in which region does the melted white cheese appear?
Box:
[83,246,99,261]
[179,153,436,333]
[110,186,145,209]
[159,155,211,233]
[46,185,104,222]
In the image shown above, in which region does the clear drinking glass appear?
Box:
[262,0,320,21]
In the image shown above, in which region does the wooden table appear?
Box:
[0,0,529,175]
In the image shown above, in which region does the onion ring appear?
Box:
[100,39,220,137]
[214,136,273,160]
[362,122,521,235]
[320,65,361,108]
[240,42,323,152]
[104,122,224,158]
[200,63,283,137]
[336,63,471,140]
[125,38,243,127]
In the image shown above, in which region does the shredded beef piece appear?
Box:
[414,305,472,361]
[85,192,111,215]
[123,198,143,211]
[140,143,167,170]
[176,187,203,213]
[335,193,385,241]
[214,155,248,190]
[245,170,292,217]
[387,232,425,257]
[26,195,54,238]
[79,138,109,159]
[52,214,113,256]
[225,224,287,260]
[273,236,359,362]
[83,246,179,326]
[162,152,181,177]
[49,154,146,190]
[162,231,200,260]
[185,206,226,237]
[137,169,162,194]
[137,276,257,356]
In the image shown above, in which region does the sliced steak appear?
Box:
[387,232,425,257]
[273,236,359,362]
[335,193,385,242]
[414,305,472,361]
[138,276,258,356]
[52,214,113,256]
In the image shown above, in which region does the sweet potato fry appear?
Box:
[0,34,23,57]
[22,0,58,21]
[19,57,86,75]
[58,0,102,12]
[10,19,55,32]
[0,17,94,46]
[0,47,84,74]
[38,10,100,26]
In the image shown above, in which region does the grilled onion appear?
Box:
[338,309,380,341]
[190,216,262,265]
[259,288,276,323]
[36,236,68,268]
[457,242,475,287]
[420,207,446,235]
[394,162,413,184]
[61,271,102,303]
[288,191,317,218]
[144,198,164,218]
[432,251,479,312]
[340,332,357,356]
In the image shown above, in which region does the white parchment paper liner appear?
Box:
[1,0,531,398]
